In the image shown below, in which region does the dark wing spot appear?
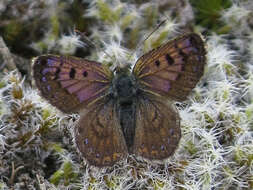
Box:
[155,60,160,67]
[42,68,51,75]
[69,68,76,79]
[174,42,178,49]
[165,54,174,65]
[40,58,47,66]
[53,68,61,80]
[59,56,64,66]
[179,50,187,61]
[83,70,88,77]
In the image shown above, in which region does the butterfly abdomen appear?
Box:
[117,102,136,152]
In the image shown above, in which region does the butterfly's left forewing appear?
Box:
[133,33,206,101]
[33,55,112,113]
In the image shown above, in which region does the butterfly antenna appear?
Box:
[127,19,167,61]
[74,29,114,60]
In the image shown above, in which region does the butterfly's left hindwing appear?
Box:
[133,96,181,160]
[32,55,112,113]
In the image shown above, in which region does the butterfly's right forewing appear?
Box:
[33,55,112,113]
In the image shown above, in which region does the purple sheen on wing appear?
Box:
[77,83,106,102]
[155,70,178,81]
[174,57,184,65]
[59,67,72,74]
[139,66,150,75]
[47,59,57,67]
[142,76,171,92]
[155,58,168,69]
[167,64,182,72]
[178,38,191,48]
[72,70,105,81]
[41,76,47,82]
[83,70,107,80]
[66,82,89,94]
[183,47,198,54]
[194,55,201,62]
[60,80,77,88]
[47,85,51,91]
[61,62,73,69]
[58,74,70,80]
[84,138,88,145]
[193,66,198,72]
[42,68,56,75]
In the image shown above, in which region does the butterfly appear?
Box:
[32,33,206,167]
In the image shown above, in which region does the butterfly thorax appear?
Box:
[112,72,137,104]
[112,71,137,151]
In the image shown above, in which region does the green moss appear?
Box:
[97,0,122,24]
[120,14,135,30]
[18,131,33,147]
[50,14,60,38]
[234,147,253,167]
[245,103,253,121]
[150,30,169,49]
[103,175,116,188]
[152,180,165,190]
[51,143,65,153]
[143,5,158,29]
[189,0,232,32]
[62,161,78,186]
[50,170,64,186]
[3,21,23,45]
[69,0,89,32]
[128,25,140,49]
[12,85,23,99]
[0,183,7,190]
[224,64,234,76]
[204,112,215,125]
[0,81,6,89]
[50,161,78,186]
[185,141,198,155]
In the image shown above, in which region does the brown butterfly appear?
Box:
[32,33,206,167]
